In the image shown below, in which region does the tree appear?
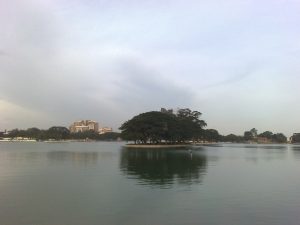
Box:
[98,132,120,141]
[272,133,287,143]
[244,128,258,141]
[120,111,178,144]
[250,128,258,138]
[7,129,20,138]
[258,131,273,140]
[176,108,207,141]
[26,127,41,139]
[46,126,70,140]
[244,131,253,141]
[222,134,244,143]
[291,133,300,143]
[203,129,220,142]
[119,108,207,144]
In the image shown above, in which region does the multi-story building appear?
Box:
[99,127,113,134]
[69,120,99,133]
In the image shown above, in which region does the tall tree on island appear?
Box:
[176,108,207,142]
[119,108,207,144]
[244,128,258,141]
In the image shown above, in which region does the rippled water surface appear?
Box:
[1,142,300,225]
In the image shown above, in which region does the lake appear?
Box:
[0,142,300,225]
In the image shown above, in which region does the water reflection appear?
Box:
[120,148,207,188]
[243,145,287,162]
[291,145,300,160]
[47,151,98,165]
[226,144,288,150]
[3,152,44,162]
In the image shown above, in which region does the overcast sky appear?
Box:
[0,0,299,136]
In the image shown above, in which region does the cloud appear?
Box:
[112,59,194,112]
[200,65,258,90]
[0,99,49,129]
[0,0,300,135]
[0,50,9,57]
[0,10,192,129]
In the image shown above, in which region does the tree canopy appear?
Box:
[203,129,220,142]
[243,128,287,143]
[222,134,244,143]
[291,133,300,143]
[119,108,207,144]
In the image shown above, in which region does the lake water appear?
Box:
[1,142,300,225]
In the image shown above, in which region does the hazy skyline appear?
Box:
[0,0,299,136]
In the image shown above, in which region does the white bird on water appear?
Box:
[188,149,193,159]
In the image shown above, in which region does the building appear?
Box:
[69,120,99,133]
[99,127,113,134]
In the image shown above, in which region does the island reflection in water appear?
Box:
[291,144,300,160]
[120,148,207,188]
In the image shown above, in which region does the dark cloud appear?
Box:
[112,60,194,113]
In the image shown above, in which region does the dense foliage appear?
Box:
[244,129,287,143]
[1,127,120,141]
[291,133,300,143]
[203,129,220,142]
[221,134,245,143]
[119,108,207,144]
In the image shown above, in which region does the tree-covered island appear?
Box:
[119,108,207,144]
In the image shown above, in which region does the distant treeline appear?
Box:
[0,127,120,141]
[204,128,288,143]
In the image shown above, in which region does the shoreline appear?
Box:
[0,139,122,143]
[124,144,192,148]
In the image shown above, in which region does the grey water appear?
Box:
[1,142,300,225]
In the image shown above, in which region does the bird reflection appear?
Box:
[120,148,207,188]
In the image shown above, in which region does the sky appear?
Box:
[0,0,299,136]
